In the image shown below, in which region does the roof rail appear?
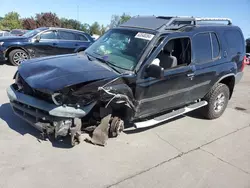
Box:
[195,17,232,25]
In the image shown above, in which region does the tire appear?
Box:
[201,83,230,119]
[8,49,29,66]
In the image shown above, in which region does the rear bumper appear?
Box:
[235,72,243,85]
[7,84,96,131]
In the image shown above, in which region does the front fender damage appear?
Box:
[49,76,136,146]
[77,76,135,146]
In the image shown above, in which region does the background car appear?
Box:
[0,31,11,37]
[246,38,250,53]
[10,29,28,36]
[0,27,95,65]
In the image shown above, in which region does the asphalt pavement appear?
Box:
[0,62,249,188]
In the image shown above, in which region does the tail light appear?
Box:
[241,56,247,71]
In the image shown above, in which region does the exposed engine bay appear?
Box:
[9,71,135,146]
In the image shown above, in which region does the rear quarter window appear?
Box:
[224,30,244,56]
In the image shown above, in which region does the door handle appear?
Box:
[53,43,57,46]
[75,44,79,46]
[187,73,195,77]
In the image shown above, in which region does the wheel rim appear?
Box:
[13,51,28,65]
[214,93,225,113]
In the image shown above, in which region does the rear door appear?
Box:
[57,30,79,54]
[75,33,93,51]
[188,32,222,102]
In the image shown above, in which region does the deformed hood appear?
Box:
[18,53,119,93]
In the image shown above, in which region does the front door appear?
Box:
[32,30,59,57]
[135,36,194,119]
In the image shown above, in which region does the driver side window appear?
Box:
[155,37,191,70]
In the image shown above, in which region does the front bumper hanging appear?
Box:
[7,85,96,132]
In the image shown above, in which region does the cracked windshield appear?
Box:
[0,0,249,188]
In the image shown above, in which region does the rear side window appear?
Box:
[224,30,244,56]
[211,33,220,58]
[59,31,77,40]
[193,33,212,64]
[78,34,88,41]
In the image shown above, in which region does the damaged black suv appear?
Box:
[7,16,245,146]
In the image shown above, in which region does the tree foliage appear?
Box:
[22,17,37,30]
[35,12,61,27]
[0,12,23,30]
[0,11,131,36]
[89,22,101,35]
[60,18,81,30]
[109,13,131,28]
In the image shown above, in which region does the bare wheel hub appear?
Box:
[109,117,124,137]
[214,93,225,113]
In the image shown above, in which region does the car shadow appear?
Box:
[0,103,73,149]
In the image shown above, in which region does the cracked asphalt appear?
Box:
[0,63,249,188]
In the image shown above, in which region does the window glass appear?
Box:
[59,31,76,40]
[211,33,220,58]
[78,34,88,41]
[40,31,57,39]
[193,33,212,64]
[85,29,152,71]
[224,30,244,55]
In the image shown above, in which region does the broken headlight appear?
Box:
[52,92,97,106]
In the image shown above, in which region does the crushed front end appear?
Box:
[7,70,135,146]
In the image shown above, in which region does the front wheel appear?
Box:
[8,49,29,66]
[201,83,230,119]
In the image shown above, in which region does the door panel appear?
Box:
[32,39,59,57]
[30,30,59,57]
[135,65,194,118]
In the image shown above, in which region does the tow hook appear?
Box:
[70,118,82,146]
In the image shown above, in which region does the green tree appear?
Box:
[81,23,90,33]
[100,24,107,35]
[109,13,131,28]
[89,22,101,35]
[0,12,22,30]
[60,18,81,30]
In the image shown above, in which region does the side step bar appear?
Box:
[134,101,208,129]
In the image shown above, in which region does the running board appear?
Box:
[134,101,208,129]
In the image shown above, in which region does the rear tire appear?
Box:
[201,83,230,119]
[8,49,29,66]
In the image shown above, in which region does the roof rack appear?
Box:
[119,16,232,31]
[160,16,232,31]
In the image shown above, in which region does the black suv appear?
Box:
[0,27,94,65]
[7,16,245,146]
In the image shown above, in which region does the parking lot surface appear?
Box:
[0,63,249,188]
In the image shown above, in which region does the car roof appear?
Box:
[45,27,88,34]
[119,16,235,34]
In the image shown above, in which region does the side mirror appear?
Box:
[35,35,41,42]
[146,62,164,79]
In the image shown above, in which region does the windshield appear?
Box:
[23,28,44,38]
[85,29,154,71]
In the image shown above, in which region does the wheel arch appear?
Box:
[5,46,30,59]
[216,74,236,99]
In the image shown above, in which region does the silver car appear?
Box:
[0,31,11,37]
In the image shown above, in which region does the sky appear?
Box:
[1,0,250,38]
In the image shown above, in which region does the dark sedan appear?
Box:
[0,27,94,65]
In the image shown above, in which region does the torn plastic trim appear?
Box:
[7,85,96,118]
